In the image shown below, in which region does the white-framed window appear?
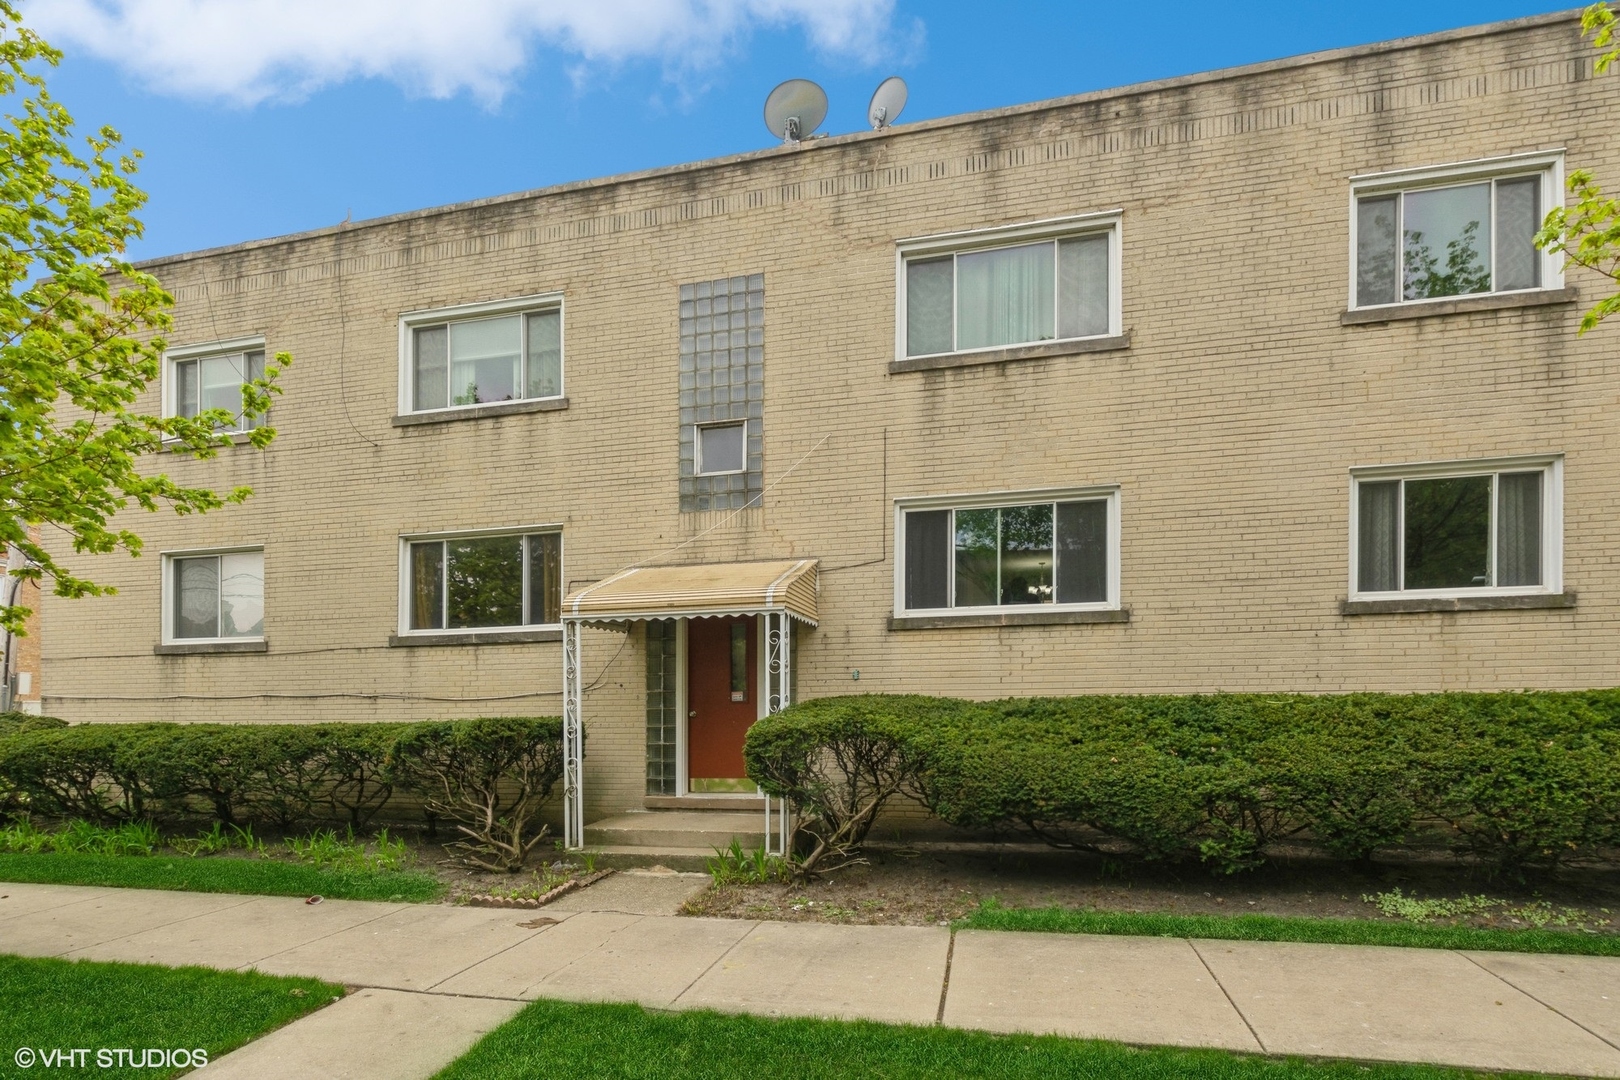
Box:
[400,528,562,634]
[895,487,1120,615]
[164,337,266,433]
[1349,456,1562,600]
[163,547,265,643]
[398,294,563,414]
[895,212,1122,360]
[1349,151,1564,310]
[695,421,747,476]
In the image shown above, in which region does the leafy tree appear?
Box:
[1535,2,1620,334]
[0,2,288,634]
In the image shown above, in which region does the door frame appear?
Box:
[675,615,769,798]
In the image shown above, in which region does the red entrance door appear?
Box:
[687,615,757,793]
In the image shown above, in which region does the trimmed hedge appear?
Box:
[745,691,1620,875]
[0,716,563,870]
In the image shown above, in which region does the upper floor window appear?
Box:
[897,214,1120,359]
[165,548,264,642]
[1350,456,1562,599]
[897,488,1119,615]
[1351,152,1562,309]
[166,338,266,433]
[400,295,562,414]
[402,529,562,633]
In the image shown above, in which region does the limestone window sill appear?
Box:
[888,332,1131,375]
[1340,592,1575,615]
[888,608,1130,630]
[159,431,259,453]
[391,397,569,427]
[388,629,563,647]
[154,639,268,655]
[1340,287,1577,326]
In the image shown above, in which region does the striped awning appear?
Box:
[563,559,818,626]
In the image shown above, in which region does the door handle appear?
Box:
[688,710,697,717]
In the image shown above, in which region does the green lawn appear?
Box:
[958,903,1620,956]
[0,852,443,902]
[432,999,1553,1079]
[0,954,342,1078]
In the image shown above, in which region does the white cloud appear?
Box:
[25,0,899,105]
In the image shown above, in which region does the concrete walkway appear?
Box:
[5,880,1620,1079]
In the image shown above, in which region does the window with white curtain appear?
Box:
[898,215,1119,359]
[1350,458,1561,598]
[165,549,264,642]
[1350,153,1561,309]
[400,296,563,413]
[896,488,1119,614]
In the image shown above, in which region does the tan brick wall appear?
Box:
[41,12,1620,819]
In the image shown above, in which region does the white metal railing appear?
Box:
[763,610,792,857]
[561,619,585,850]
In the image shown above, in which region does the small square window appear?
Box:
[696,422,747,475]
[168,345,266,433]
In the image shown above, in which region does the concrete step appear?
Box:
[584,810,766,851]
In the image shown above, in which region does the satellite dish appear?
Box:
[764,79,828,144]
[868,76,908,131]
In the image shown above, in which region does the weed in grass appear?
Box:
[0,817,49,853]
[707,839,790,886]
[9,819,164,857]
[171,822,233,857]
[1362,888,1500,924]
[285,827,415,873]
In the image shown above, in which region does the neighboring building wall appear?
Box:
[38,12,1620,823]
[11,576,41,715]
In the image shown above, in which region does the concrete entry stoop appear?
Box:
[585,809,766,866]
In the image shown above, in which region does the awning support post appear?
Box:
[561,618,585,850]
[762,611,792,858]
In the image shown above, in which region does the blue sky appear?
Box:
[29,0,1574,262]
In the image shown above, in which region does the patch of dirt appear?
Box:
[679,844,1620,933]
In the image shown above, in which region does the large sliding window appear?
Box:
[1350,458,1561,598]
[899,214,1120,359]
[164,549,264,642]
[404,531,562,633]
[898,490,1118,614]
[400,295,563,414]
[1350,153,1561,309]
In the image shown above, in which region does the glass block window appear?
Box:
[680,274,763,512]
[646,619,679,796]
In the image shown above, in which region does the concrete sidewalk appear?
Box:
[4,881,1620,1079]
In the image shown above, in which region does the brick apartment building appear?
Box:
[42,10,1620,845]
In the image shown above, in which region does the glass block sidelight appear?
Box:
[645,619,679,795]
[679,274,764,512]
